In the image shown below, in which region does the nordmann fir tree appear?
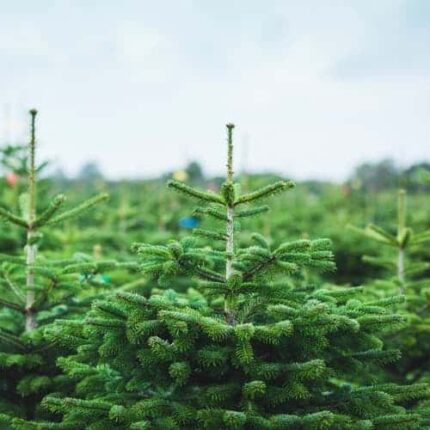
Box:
[350,189,430,385]
[38,125,429,430]
[0,110,135,428]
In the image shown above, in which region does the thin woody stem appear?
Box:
[397,189,406,294]
[225,123,236,324]
[397,248,405,294]
[226,123,234,183]
[398,189,406,234]
[25,109,38,331]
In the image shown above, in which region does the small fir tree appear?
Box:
[0,110,135,428]
[350,189,430,384]
[33,125,430,429]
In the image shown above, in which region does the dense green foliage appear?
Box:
[0,113,430,428]
[350,190,430,385]
[0,112,137,428]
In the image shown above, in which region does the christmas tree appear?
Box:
[0,110,136,428]
[350,189,430,384]
[31,124,430,429]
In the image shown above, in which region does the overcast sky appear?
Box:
[1,0,429,180]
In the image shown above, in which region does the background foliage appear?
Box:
[1,120,430,428]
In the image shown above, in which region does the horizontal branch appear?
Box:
[194,206,228,221]
[0,297,24,313]
[168,180,224,204]
[193,228,227,241]
[45,193,109,225]
[236,205,269,218]
[235,181,294,205]
[0,206,28,228]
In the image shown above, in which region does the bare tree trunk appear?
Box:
[25,110,38,332]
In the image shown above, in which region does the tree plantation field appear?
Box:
[1,113,430,429]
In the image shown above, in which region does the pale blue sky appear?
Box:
[1,0,429,180]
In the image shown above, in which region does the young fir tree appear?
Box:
[0,110,136,428]
[34,125,429,430]
[349,189,430,384]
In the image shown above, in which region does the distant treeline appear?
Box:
[347,159,430,192]
[2,142,429,192]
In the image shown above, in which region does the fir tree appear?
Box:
[0,110,135,428]
[350,189,430,384]
[33,125,430,429]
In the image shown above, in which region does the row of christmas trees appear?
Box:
[0,111,430,429]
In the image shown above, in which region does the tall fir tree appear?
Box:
[0,110,136,429]
[24,125,430,429]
